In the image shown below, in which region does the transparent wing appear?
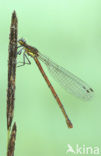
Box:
[38,52,94,100]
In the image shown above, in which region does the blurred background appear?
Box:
[0,0,101,156]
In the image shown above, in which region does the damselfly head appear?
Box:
[18,38,26,46]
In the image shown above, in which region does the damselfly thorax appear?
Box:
[18,39,39,57]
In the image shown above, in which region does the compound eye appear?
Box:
[18,38,26,45]
[19,40,23,45]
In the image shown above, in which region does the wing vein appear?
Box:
[38,52,94,100]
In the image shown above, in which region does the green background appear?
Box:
[0,0,101,156]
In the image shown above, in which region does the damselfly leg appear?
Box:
[17,49,31,67]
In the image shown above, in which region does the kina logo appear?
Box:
[66,144,100,155]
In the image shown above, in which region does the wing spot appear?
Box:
[89,88,94,92]
[86,90,90,93]
[83,86,94,93]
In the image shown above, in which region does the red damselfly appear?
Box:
[17,38,94,128]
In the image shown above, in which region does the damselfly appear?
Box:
[17,38,94,128]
